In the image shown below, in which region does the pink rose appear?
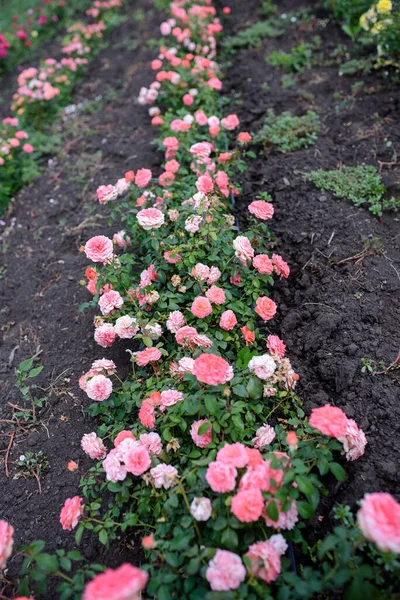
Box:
[190,419,212,448]
[103,449,127,483]
[221,114,240,130]
[253,424,276,449]
[160,389,184,411]
[309,404,349,438]
[86,375,113,401]
[81,432,107,459]
[193,353,233,386]
[358,493,400,553]
[166,310,185,333]
[137,208,164,230]
[84,235,113,263]
[272,254,290,279]
[196,174,214,194]
[220,310,237,331]
[339,419,367,461]
[150,464,178,489]
[255,296,277,321]
[97,184,118,204]
[233,235,254,265]
[60,496,84,531]
[98,290,124,315]
[94,323,116,348]
[238,131,252,143]
[82,564,148,600]
[190,497,212,521]
[178,357,195,374]
[253,254,274,275]
[114,431,135,447]
[115,315,138,339]
[206,550,246,591]
[248,200,274,220]
[206,461,237,493]
[267,335,286,358]
[135,168,152,187]
[136,347,162,366]
[206,285,225,305]
[248,355,276,380]
[0,520,14,570]
[246,539,283,583]
[264,499,299,530]
[124,445,151,476]
[231,488,264,522]
[138,400,155,428]
[191,296,212,318]
[22,143,34,153]
[216,443,248,468]
[139,432,162,455]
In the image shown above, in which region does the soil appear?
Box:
[217,0,400,512]
[0,0,399,595]
[0,0,162,589]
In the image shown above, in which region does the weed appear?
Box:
[260,0,277,16]
[361,357,379,375]
[132,9,145,22]
[16,451,49,494]
[281,73,297,89]
[221,20,284,54]
[306,165,400,216]
[15,356,46,422]
[338,57,373,76]
[266,38,321,73]
[254,109,320,152]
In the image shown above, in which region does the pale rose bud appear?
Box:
[166,438,181,453]
[171,275,181,287]
[190,497,212,521]
[68,461,78,472]
[287,431,298,449]
[142,535,155,549]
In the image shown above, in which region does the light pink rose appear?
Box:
[190,419,212,448]
[98,290,124,315]
[85,375,113,401]
[185,215,203,232]
[84,235,113,263]
[272,253,290,279]
[135,168,152,187]
[231,488,264,522]
[216,443,248,468]
[246,539,283,583]
[248,355,276,380]
[160,389,184,411]
[221,114,240,130]
[81,432,107,459]
[150,463,178,489]
[97,184,118,204]
[94,323,116,348]
[206,550,246,591]
[60,496,84,531]
[0,521,14,570]
[206,285,225,305]
[264,499,299,530]
[139,432,162,455]
[193,353,233,385]
[206,461,237,493]
[103,449,127,482]
[220,310,237,331]
[136,347,162,366]
[339,419,367,461]
[253,254,274,275]
[253,424,276,449]
[82,564,148,600]
[248,200,274,220]
[137,208,164,230]
[190,497,212,521]
[178,357,195,374]
[166,310,185,333]
[124,445,151,476]
[191,296,212,318]
[255,296,277,321]
[115,315,138,339]
[267,335,286,358]
[309,404,349,438]
[358,493,400,553]
[233,235,254,265]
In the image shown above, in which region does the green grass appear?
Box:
[254,109,320,152]
[306,165,400,216]
[221,19,284,54]
[0,0,40,30]
[266,38,321,73]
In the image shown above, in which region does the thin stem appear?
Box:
[177,479,201,538]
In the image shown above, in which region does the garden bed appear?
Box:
[0,0,399,597]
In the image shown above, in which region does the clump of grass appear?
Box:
[221,20,284,54]
[254,109,320,152]
[266,38,320,73]
[306,165,400,216]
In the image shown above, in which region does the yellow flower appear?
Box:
[359,13,370,30]
[376,0,392,14]
[371,20,385,34]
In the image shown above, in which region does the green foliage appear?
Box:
[266,38,320,73]
[221,20,284,54]
[323,0,372,27]
[306,165,400,216]
[254,109,320,152]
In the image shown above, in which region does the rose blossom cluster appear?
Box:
[309,404,367,461]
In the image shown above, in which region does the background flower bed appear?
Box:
[0,0,399,597]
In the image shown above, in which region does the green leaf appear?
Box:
[99,529,108,545]
[246,376,263,399]
[232,384,249,398]
[221,528,238,549]
[35,553,59,572]
[297,501,315,519]
[205,395,220,416]
[28,366,44,378]
[198,422,212,435]
[330,462,346,482]
[295,475,314,496]
[19,358,33,372]
[143,336,153,348]
[266,500,279,522]
[75,524,84,546]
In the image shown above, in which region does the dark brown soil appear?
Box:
[0,0,162,586]
[218,0,400,511]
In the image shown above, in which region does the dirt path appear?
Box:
[219,0,400,514]
[0,0,160,566]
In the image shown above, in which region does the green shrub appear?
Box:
[266,39,320,73]
[221,19,284,53]
[306,165,400,216]
[254,109,320,152]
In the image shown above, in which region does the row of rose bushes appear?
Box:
[0,0,94,72]
[1,0,399,598]
[0,0,123,208]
